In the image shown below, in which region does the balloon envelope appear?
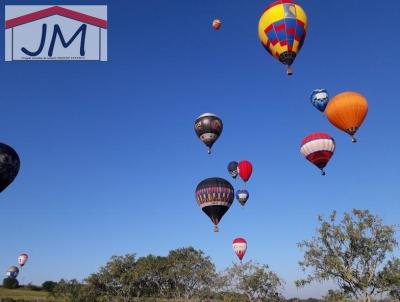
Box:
[232,237,247,261]
[6,266,19,278]
[310,89,329,112]
[212,19,222,30]
[195,177,234,232]
[325,91,368,142]
[18,253,28,267]
[258,0,308,74]
[0,143,20,193]
[194,113,223,154]
[300,132,335,175]
[236,189,249,206]
[238,160,253,182]
[227,161,239,179]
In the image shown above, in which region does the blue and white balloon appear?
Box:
[310,89,329,112]
[236,189,249,206]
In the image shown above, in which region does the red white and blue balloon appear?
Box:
[310,88,329,112]
[300,132,335,175]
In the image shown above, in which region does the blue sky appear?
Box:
[1,0,400,298]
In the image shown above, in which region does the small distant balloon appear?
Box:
[6,266,19,279]
[310,89,329,112]
[232,237,247,261]
[300,132,335,176]
[236,189,249,206]
[237,160,253,182]
[212,19,222,30]
[194,113,223,154]
[18,253,28,268]
[227,161,239,179]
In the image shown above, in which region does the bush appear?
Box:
[25,283,41,291]
[42,280,57,292]
[3,277,19,289]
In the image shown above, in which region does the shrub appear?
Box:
[42,280,57,292]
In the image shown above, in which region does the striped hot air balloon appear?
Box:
[258,0,308,75]
[195,178,234,232]
[232,237,247,262]
[300,133,336,176]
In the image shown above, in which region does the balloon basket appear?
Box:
[213,225,219,232]
[351,136,357,143]
[321,170,326,176]
[287,66,293,76]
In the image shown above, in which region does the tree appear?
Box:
[323,289,352,302]
[223,261,283,301]
[378,258,400,301]
[42,280,58,292]
[296,209,398,302]
[85,254,137,302]
[166,247,217,300]
[3,277,19,289]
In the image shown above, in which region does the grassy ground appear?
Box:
[0,287,61,301]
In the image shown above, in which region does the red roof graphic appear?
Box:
[5,6,107,29]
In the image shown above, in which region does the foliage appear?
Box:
[3,278,19,290]
[378,258,400,301]
[322,289,352,302]
[222,260,283,301]
[296,209,398,302]
[25,283,41,291]
[42,281,57,292]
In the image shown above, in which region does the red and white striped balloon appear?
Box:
[300,132,335,175]
[232,237,247,261]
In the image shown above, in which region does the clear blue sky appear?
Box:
[1,0,399,298]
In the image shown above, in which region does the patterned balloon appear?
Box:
[236,189,249,206]
[18,253,28,268]
[195,178,234,232]
[0,143,20,193]
[258,0,308,75]
[194,113,223,154]
[232,237,247,261]
[227,161,239,179]
[310,89,329,112]
[325,92,368,143]
[6,266,19,279]
[300,132,335,176]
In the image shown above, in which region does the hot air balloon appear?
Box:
[232,237,247,262]
[6,266,19,279]
[310,89,329,112]
[0,143,20,193]
[238,160,253,182]
[227,161,239,179]
[212,19,222,30]
[194,113,223,154]
[325,92,368,143]
[300,132,335,176]
[258,0,308,75]
[18,253,28,268]
[236,189,249,206]
[195,177,234,232]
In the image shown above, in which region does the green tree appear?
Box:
[323,289,352,302]
[296,209,398,302]
[42,280,58,292]
[166,246,217,300]
[223,261,283,301]
[378,258,400,301]
[85,254,137,302]
[3,277,19,289]
[51,279,97,302]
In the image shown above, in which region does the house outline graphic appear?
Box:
[5,5,108,61]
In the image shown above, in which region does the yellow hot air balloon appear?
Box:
[258,0,308,75]
[325,92,368,143]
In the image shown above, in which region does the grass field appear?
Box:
[0,287,61,301]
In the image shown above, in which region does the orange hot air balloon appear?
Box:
[325,92,368,143]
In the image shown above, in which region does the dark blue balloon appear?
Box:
[227,161,238,179]
[236,189,249,206]
[310,89,329,112]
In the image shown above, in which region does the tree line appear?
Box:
[3,209,400,302]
